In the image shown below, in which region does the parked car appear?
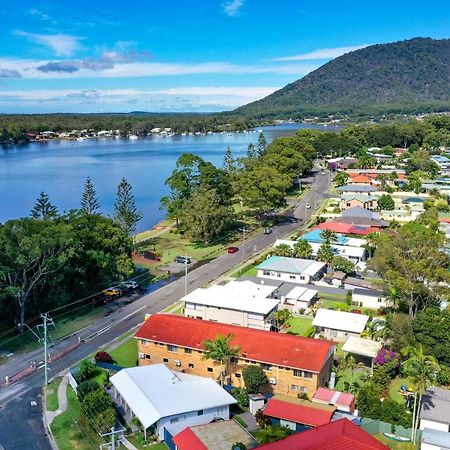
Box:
[121,280,139,291]
[102,287,122,297]
[306,202,311,209]
[264,227,273,234]
[227,246,239,254]
[175,255,191,264]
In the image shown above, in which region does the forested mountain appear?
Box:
[235,38,450,119]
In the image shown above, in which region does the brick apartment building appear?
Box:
[135,314,335,397]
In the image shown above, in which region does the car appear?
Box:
[264,227,273,234]
[121,280,139,291]
[102,287,122,297]
[175,256,191,264]
[227,246,239,254]
[306,202,311,209]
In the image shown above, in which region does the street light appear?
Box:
[239,227,249,260]
[182,255,191,297]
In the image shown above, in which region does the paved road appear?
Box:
[0,169,331,450]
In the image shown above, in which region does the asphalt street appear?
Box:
[0,169,331,450]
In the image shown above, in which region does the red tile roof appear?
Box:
[348,175,374,183]
[135,314,335,372]
[257,418,388,450]
[264,398,333,427]
[172,427,207,450]
[312,387,355,408]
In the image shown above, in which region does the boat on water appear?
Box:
[77,136,87,141]
[129,135,138,140]
[382,433,410,442]
[257,129,263,132]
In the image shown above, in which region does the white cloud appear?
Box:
[273,44,371,61]
[14,31,83,56]
[28,8,57,24]
[223,0,244,16]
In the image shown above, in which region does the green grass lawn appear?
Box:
[51,386,103,450]
[285,317,313,337]
[334,368,368,391]
[126,436,168,450]
[46,378,62,411]
[90,367,109,386]
[0,305,107,354]
[110,338,138,368]
[372,433,416,450]
[389,378,411,405]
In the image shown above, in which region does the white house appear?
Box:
[257,256,326,284]
[110,364,236,440]
[312,309,369,341]
[351,288,392,310]
[279,285,318,313]
[183,285,279,330]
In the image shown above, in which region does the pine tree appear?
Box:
[114,178,143,236]
[31,191,58,220]
[81,177,100,215]
[247,143,257,159]
[223,146,235,173]
[257,132,268,157]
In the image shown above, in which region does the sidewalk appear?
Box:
[46,375,69,425]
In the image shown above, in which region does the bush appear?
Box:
[437,366,450,386]
[232,387,249,408]
[255,408,270,428]
[94,351,114,364]
[74,359,96,383]
[77,380,100,401]
[243,365,268,394]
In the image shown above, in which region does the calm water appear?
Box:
[0,123,340,231]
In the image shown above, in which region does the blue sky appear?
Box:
[0,0,448,113]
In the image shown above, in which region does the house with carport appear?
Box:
[312,309,369,341]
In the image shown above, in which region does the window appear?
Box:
[303,371,313,379]
[197,410,204,416]
[377,298,382,303]
[163,358,169,363]
[170,415,185,424]
[188,363,195,369]
[276,273,281,278]
[346,202,351,207]
[216,406,226,414]
[235,373,241,379]
[184,348,192,354]
[207,367,214,373]
[300,276,306,281]
[260,363,272,372]
[263,271,270,276]
[230,356,238,364]
[293,369,302,377]
[145,354,151,360]
[140,339,147,345]
[167,345,178,352]
[289,275,296,279]
[290,384,298,390]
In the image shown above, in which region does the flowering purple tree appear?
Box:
[375,347,400,366]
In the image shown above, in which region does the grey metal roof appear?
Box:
[342,206,381,220]
[353,288,384,297]
[257,256,322,275]
[419,387,450,425]
[338,185,377,193]
[421,428,450,449]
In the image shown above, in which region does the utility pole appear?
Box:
[183,255,191,297]
[37,313,54,386]
[100,426,124,450]
[239,227,249,260]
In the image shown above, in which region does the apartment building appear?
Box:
[135,314,335,398]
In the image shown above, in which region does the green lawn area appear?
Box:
[285,317,313,337]
[0,305,107,354]
[90,367,109,386]
[110,338,138,368]
[389,378,411,405]
[334,368,368,391]
[126,437,168,450]
[51,386,103,450]
[46,378,62,411]
[372,433,416,450]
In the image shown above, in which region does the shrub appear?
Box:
[437,366,450,386]
[243,365,268,394]
[232,387,249,408]
[94,351,114,364]
[74,359,96,383]
[77,380,100,401]
[255,408,270,428]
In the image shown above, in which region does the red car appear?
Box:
[227,246,239,254]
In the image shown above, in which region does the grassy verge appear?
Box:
[372,433,415,450]
[161,301,184,315]
[285,317,313,337]
[0,305,107,355]
[46,377,62,412]
[51,385,103,450]
[110,338,138,368]
[126,436,168,450]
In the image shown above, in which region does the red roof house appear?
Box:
[257,418,388,450]
[135,314,335,373]
[264,398,334,428]
[312,387,356,413]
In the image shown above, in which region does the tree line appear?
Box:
[0,177,142,331]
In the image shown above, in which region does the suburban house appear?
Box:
[135,314,336,398]
[256,418,388,449]
[347,174,375,186]
[338,184,377,194]
[419,387,450,450]
[183,285,279,330]
[344,277,381,291]
[173,420,258,450]
[341,336,382,369]
[315,221,381,235]
[263,396,335,431]
[110,364,236,440]
[279,285,318,312]
[431,155,450,174]
[351,288,391,309]
[257,256,326,284]
[300,229,367,248]
[327,157,358,171]
[312,309,369,341]
[312,387,356,413]
[340,194,379,212]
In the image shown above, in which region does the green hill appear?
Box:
[235,37,450,119]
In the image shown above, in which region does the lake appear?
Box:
[0,123,340,231]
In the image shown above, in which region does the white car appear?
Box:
[306,203,311,209]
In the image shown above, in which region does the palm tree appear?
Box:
[273,244,293,257]
[401,344,439,444]
[292,240,313,259]
[203,334,241,387]
[256,425,291,444]
[320,230,338,244]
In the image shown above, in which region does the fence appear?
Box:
[360,417,422,441]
